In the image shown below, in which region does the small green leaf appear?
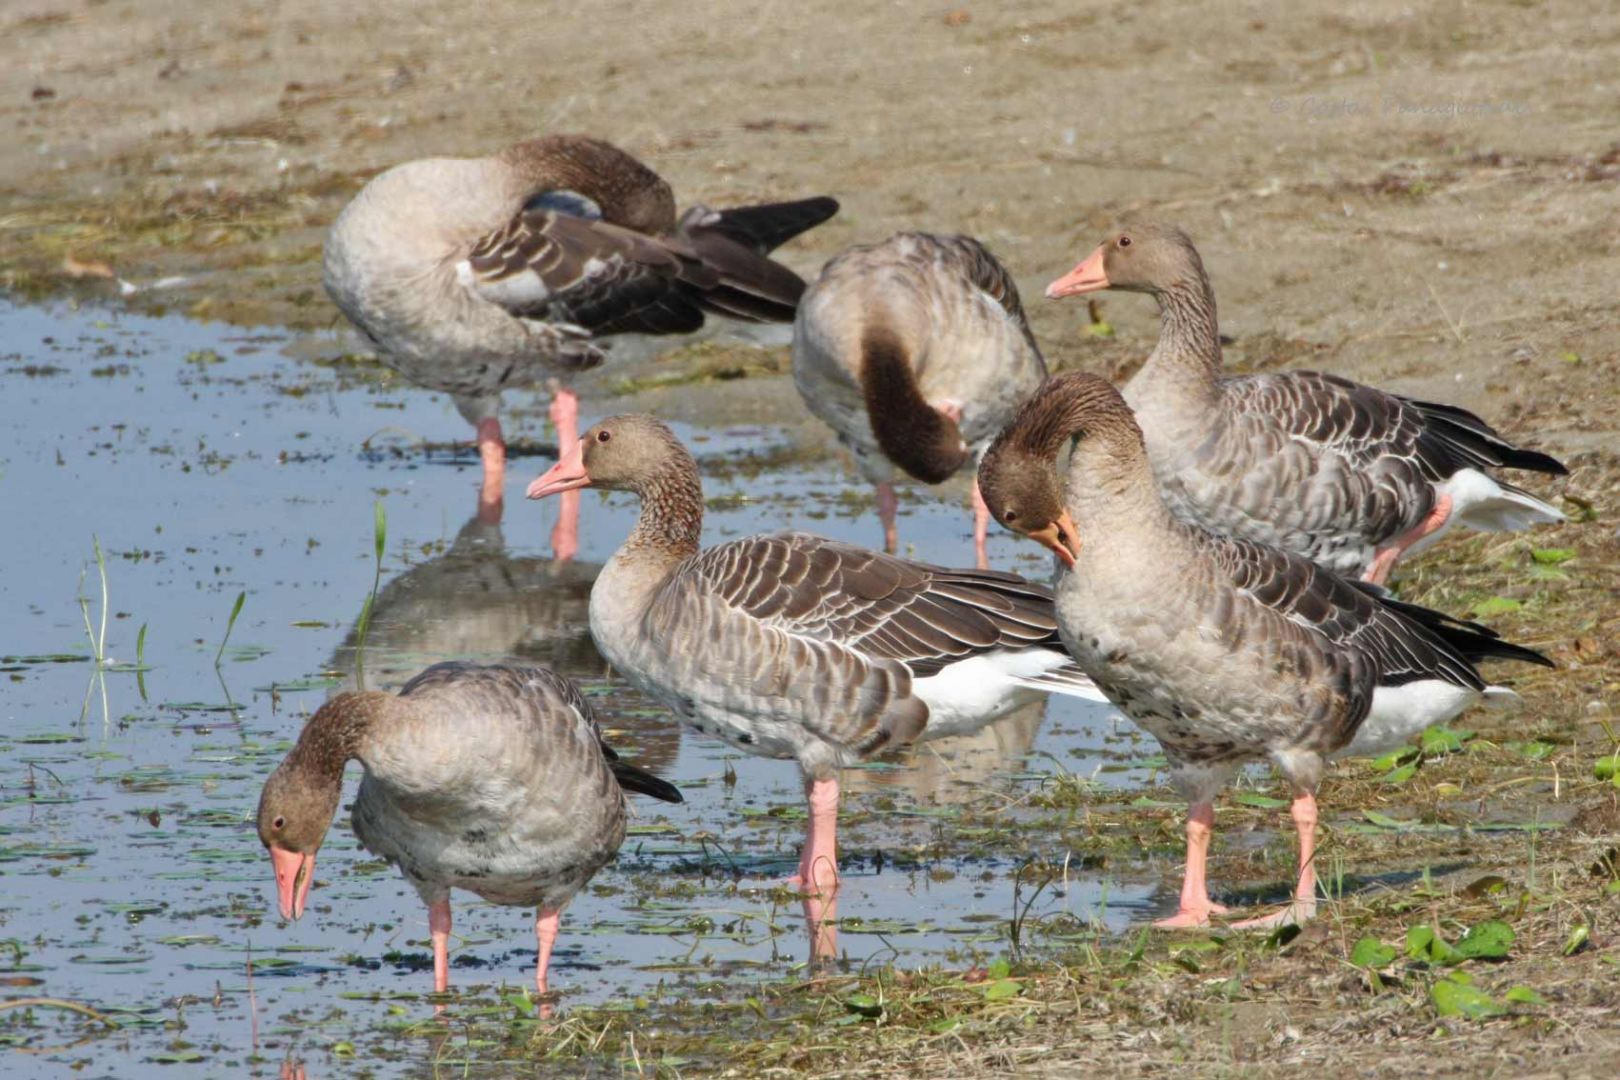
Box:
[1363,809,1414,830]
[983,978,1021,1000]
[1505,985,1547,1006]
[1471,596,1521,618]
[373,499,388,562]
[1510,740,1558,761]
[1406,924,1458,965]
[987,957,1011,980]
[843,993,882,1018]
[1382,762,1419,785]
[332,1041,356,1057]
[1232,792,1290,809]
[1350,936,1396,969]
[1562,925,1590,957]
[215,591,246,667]
[1452,920,1514,961]
[1530,548,1575,565]
[927,1016,962,1034]
[1420,726,1471,756]
[1595,754,1620,782]
[1370,746,1420,772]
[1126,927,1149,964]
[1431,976,1503,1019]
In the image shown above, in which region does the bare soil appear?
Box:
[4,1,1618,1075]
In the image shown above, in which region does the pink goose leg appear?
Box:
[549,390,582,562]
[971,478,991,570]
[428,898,453,994]
[875,483,899,554]
[534,907,561,1018]
[1232,792,1319,929]
[1364,492,1453,586]
[475,418,506,525]
[789,776,841,961]
[1154,802,1230,928]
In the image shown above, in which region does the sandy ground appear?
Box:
[4,0,1619,1075]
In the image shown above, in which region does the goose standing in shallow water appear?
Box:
[323,134,837,551]
[255,662,681,999]
[979,373,1552,927]
[525,414,1105,958]
[793,233,1048,567]
[1046,223,1567,584]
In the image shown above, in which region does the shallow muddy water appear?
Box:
[1,300,1161,1077]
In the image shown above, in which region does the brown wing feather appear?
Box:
[1207,532,1487,694]
[465,208,718,333]
[690,532,1065,676]
[638,533,1068,759]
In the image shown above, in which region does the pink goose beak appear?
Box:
[526,439,591,500]
[1028,512,1082,569]
[1046,245,1110,299]
[270,846,316,921]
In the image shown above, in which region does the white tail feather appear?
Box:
[1011,669,1110,704]
[1481,686,1523,712]
[1443,469,1565,531]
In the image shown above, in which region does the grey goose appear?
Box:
[525,414,1104,957]
[256,662,681,999]
[979,372,1552,928]
[793,233,1048,566]
[1047,222,1567,584]
[323,133,837,550]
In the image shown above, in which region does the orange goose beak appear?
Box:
[1046,246,1109,299]
[270,846,316,921]
[1027,512,1082,568]
[527,439,591,500]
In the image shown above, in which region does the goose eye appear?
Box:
[272,815,286,831]
[1117,235,1132,248]
[596,430,612,443]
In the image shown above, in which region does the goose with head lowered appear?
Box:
[1046,222,1567,584]
[323,133,838,550]
[979,372,1553,928]
[526,414,1105,958]
[255,662,682,1001]
[793,233,1048,566]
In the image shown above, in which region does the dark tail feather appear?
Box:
[1406,397,1569,476]
[673,198,840,323]
[695,282,806,323]
[701,197,840,254]
[1434,623,1554,669]
[609,758,684,804]
[1362,587,1556,669]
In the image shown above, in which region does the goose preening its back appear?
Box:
[793,233,1048,566]
[255,662,681,998]
[979,373,1552,927]
[525,414,1104,958]
[1046,222,1567,584]
[323,133,838,551]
